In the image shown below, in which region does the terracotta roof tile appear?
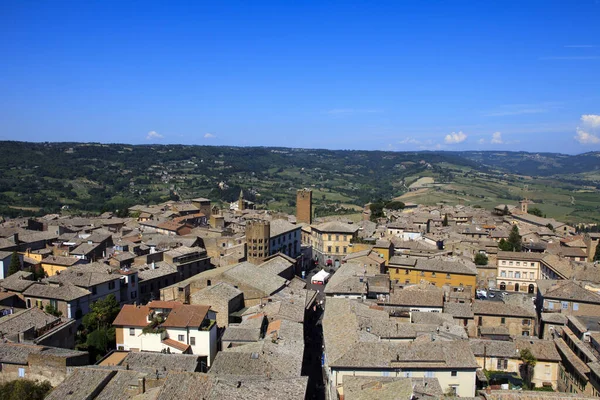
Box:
[161,304,210,328]
[112,304,151,327]
[162,338,191,353]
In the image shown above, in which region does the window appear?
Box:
[500,271,506,277]
[573,303,579,311]
[343,247,347,254]
[335,246,339,253]
[509,261,513,266]
[561,301,569,310]
[508,271,513,278]
[18,368,25,378]
[530,272,534,279]
[130,328,135,336]
[451,371,457,377]
[425,371,434,378]
[522,319,530,325]
[548,302,554,310]
[336,235,339,241]
[516,262,521,266]
[497,359,504,369]
[522,331,530,336]
[500,318,506,324]
[501,261,506,265]
[343,235,347,241]
[190,337,196,345]
[327,246,332,253]
[530,263,535,267]
[405,269,409,275]
[446,273,451,279]
[515,272,521,279]
[92,286,97,295]
[328,235,332,241]
[431,272,436,277]
[420,271,425,276]
[50,299,58,309]
[108,281,116,290]
[178,335,184,341]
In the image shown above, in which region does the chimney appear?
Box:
[138,377,145,394]
[11,233,19,244]
[151,262,156,270]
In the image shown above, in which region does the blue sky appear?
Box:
[1,1,599,153]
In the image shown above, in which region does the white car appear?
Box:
[502,292,509,297]
[489,293,495,298]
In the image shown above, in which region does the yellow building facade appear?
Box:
[388,258,477,295]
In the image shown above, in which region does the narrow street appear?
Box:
[302,269,328,400]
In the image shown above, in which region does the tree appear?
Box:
[369,201,385,222]
[442,214,448,227]
[594,244,600,262]
[498,238,512,251]
[507,225,522,252]
[44,303,62,317]
[7,252,21,276]
[474,253,488,266]
[0,379,52,400]
[528,207,544,217]
[503,205,509,216]
[520,348,537,388]
[82,294,121,332]
[385,201,405,210]
[27,265,46,281]
[78,294,121,361]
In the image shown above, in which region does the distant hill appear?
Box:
[456,151,600,176]
[0,141,598,223]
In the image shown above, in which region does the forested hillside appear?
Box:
[0,141,598,223]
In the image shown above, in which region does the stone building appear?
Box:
[246,220,270,264]
[296,189,312,224]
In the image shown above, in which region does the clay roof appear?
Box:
[469,339,518,358]
[161,304,211,328]
[313,221,359,234]
[497,251,544,261]
[112,305,151,327]
[514,338,561,362]
[23,282,91,302]
[162,338,191,352]
[543,281,600,304]
[42,255,81,266]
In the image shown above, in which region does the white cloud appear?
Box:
[491,132,504,144]
[204,133,216,139]
[146,131,163,140]
[444,131,467,144]
[399,137,424,145]
[574,127,600,144]
[581,114,600,128]
[478,138,486,144]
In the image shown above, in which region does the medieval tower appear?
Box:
[296,189,313,224]
[245,220,270,264]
